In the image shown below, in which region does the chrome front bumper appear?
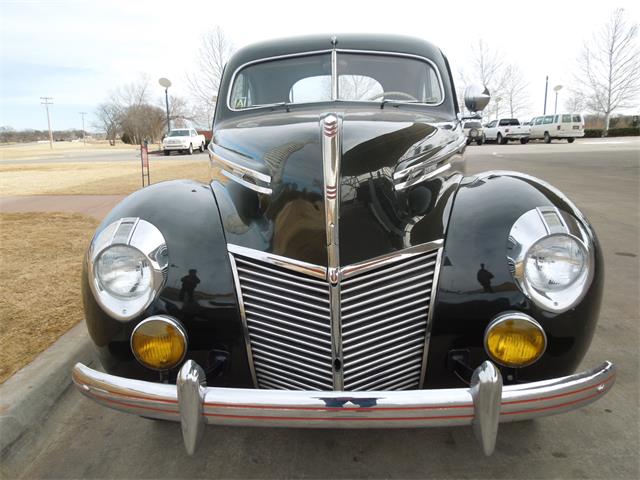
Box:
[72,360,615,456]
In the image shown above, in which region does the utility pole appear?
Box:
[79,112,87,145]
[40,97,54,149]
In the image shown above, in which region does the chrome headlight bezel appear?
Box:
[88,218,168,321]
[507,206,595,313]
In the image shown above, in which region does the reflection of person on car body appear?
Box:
[179,269,200,303]
[477,263,494,293]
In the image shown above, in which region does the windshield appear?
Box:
[229,52,443,109]
[168,130,190,137]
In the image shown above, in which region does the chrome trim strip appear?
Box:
[419,248,444,388]
[221,170,273,195]
[394,159,454,192]
[228,253,259,388]
[321,113,343,389]
[208,144,272,183]
[341,240,443,279]
[227,244,327,280]
[226,48,446,111]
[73,360,616,456]
[331,49,338,100]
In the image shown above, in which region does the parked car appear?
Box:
[463,120,484,145]
[72,34,614,457]
[162,128,206,155]
[529,114,585,143]
[484,118,530,144]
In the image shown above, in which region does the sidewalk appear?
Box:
[0,195,125,219]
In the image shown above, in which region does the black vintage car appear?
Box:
[73,34,615,456]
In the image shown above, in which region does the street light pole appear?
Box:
[79,112,87,145]
[553,85,563,115]
[40,97,54,149]
[159,78,172,134]
[543,76,549,115]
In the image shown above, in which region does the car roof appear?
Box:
[227,34,443,69]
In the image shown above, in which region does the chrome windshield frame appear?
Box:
[226,49,446,112]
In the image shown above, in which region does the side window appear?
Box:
[487,120,497,128]
[535,117,543,125]
[554,115,559,123]
[573,114,582,122]
[544,115,554,124]
[499,119,508,126]
[562,114,572,123]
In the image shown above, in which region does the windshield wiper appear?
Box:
[267,102,292,112]
[380,99,421,109]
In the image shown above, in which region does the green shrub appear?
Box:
[584,129,603,138]
[606,127,640,137]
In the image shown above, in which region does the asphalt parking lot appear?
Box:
[2,138,639,479]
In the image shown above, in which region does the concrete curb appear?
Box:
[0,322,95,455]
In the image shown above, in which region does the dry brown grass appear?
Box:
[0,212,99,383]
[0,141,138,161]
[0,159,215,195]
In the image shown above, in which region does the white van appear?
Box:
[529,114,585,143]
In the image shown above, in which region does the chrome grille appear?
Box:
[232,255,334,390]
[341,250,438,391]
[230,245,439,391]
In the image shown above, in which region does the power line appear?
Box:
[40,97,54,149]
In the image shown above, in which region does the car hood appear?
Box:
[211,106,465,265]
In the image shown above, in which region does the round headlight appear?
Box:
[96,245,153,299]
[525,235,587,292]
[485,313,546,367]
[131,316,187,370]
[88,218,168,321]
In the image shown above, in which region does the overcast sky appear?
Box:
[1,0,638,130]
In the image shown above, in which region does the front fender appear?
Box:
[426,171,604,387]
[81,180,253,386]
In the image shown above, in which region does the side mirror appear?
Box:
[464,85,491,112]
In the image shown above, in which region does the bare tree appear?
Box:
[502,64,530,118]
[564,90,587,113]
[339,75,381,100]
[117,75,151,108]
[459,39,508,118]
[95,98,122,145]
[576,8,640,134]
[187,26,234,126]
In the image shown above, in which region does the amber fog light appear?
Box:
[131,316,187,370]
[484,313,546,368]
